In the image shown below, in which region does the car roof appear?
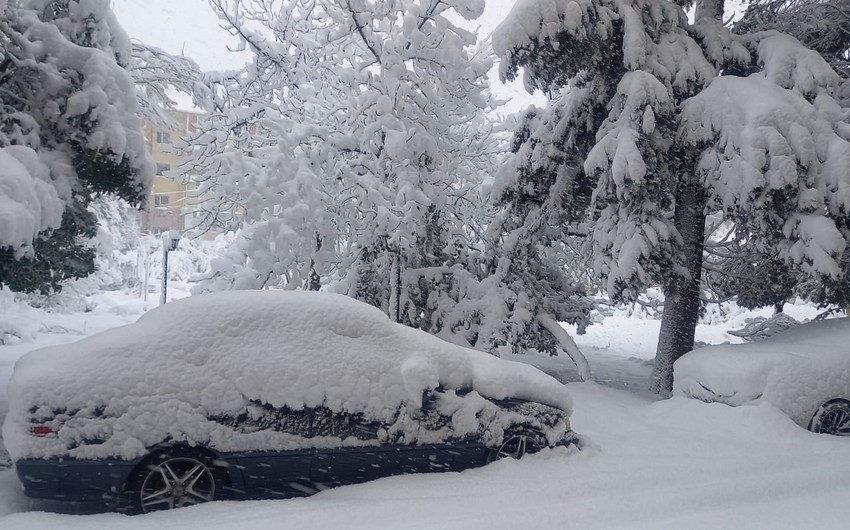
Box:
[10,290,573,421]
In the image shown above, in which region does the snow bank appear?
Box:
[673,318,850,427]
[3,291,571,460]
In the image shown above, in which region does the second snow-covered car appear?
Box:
[3,291,577,513]
[673,317,850,435]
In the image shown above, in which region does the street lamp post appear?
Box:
[160,230,181,305]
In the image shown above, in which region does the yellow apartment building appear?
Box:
[140,110,202,234]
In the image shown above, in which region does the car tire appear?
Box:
[808,399,850,436]
[486,429,545,463]
[123,447,223,514]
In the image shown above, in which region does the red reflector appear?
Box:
[31,425,54,437]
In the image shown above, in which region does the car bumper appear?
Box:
[14,457,141,504]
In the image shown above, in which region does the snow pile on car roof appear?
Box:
[673,318,850,426]
[4,291,571,460]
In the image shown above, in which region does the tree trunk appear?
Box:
[651,0,720,396]
[306,259,321,291]
[650,177,706,395]
[389,250,401,323]
[306,233,322,291]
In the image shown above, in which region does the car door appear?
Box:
[322,391,461,485]
[227,404,328,498]
[233,449,318,498]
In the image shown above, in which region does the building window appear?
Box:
[154,195,169,210]
[156,163,171,175]
[185,114,198,133]
[156,131,171,144]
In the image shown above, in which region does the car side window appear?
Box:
[412,388,453,434]
[210,401,381,441]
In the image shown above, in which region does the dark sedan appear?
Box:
[4,291,577,513]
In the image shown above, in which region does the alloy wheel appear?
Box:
[489,431,545,462]
[809,400,850,436]
[139,456,216,512]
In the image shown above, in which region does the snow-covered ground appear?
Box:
[1,289,848,528]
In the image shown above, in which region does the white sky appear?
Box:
[111,0,545,115]
[111,0,749,115]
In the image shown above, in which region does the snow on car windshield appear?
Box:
[3,291,571,460]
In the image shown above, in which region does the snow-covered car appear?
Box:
[3,291,576,513]
[673,318,850,435]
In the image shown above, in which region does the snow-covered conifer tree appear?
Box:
[494,0,850,393]
[736,0,850,79]
[0,0,153,293]
[702,226,796,314]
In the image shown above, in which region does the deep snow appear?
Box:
[1,288,848,528]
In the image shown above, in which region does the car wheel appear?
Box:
[125,449,220,513]
[808,399,850,436]
[486,430,545,463]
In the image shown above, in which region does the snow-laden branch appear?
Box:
[537,314,591,381]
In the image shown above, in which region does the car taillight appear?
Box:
[31,425,55,437]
